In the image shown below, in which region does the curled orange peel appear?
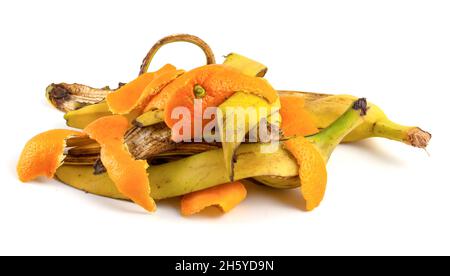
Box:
[107,64,183,115]
[280,95,326,210]
[17,129,84,182]
[180,181,247,216]
[84,115,156,212]
[280,95,319,137]
[283,137,327,211]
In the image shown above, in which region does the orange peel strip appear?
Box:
[180,182,247,216]
[84,115,156,212]
[17,129,84,182]
[137,68,185,111]
[107,64,181,115]
[284,137,327,211]
[280,95,319,137]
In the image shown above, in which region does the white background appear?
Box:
[0,0,449,256]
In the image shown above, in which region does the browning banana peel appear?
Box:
[46,83,111,112]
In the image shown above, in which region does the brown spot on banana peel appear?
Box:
[93,159,107,175]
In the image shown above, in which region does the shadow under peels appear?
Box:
[244,181,307,211]
[341,139,407,166]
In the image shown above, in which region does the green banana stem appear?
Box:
[306,98,367,162]
[371,120,431,148]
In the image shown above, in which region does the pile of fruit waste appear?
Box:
[17,34,431,215]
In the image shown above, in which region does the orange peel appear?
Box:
[143,64,277,126]
[17,129,84,182]
[280,95,319,137]
[84,115,156,212]
[180,181,247,216]
[107,64,182,115]
[284,137,328,211]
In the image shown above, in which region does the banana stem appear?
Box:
[306,98,368,162]
[139,34,216,75]
[372,120,431,148]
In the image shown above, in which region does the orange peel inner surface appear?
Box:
[180,181,247,216]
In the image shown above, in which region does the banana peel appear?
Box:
[64,102,111,129]
[56,143,299,200]
[223,53,268,77]
[46,83,111,112]
[218,92,280,181]
[133,109,165,127]
[64,102,140,129]
[280,92,431,148]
